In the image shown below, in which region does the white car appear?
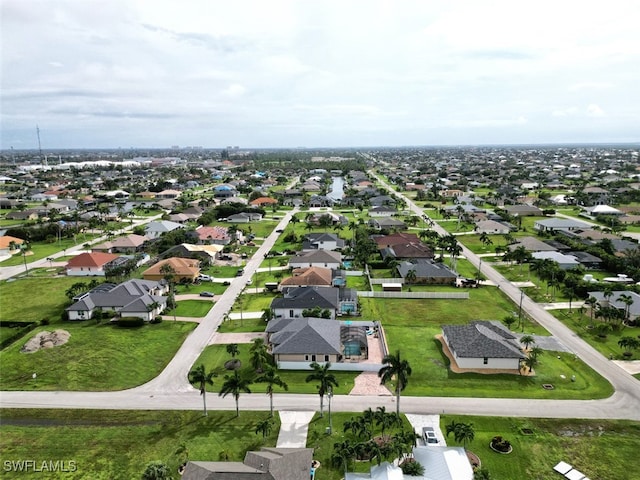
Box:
[422,427,439,445]
[197,274,212,281]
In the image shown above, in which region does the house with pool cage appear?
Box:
[265,317,386,370]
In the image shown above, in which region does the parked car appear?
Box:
[422,427,438,444]
[236,269,244,276]
[275,229,284,233]
[246,279,252,285]
[199,291,215,298]
[197,274,212,281]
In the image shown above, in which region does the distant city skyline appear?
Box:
[2,0,639,149]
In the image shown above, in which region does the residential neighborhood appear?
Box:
[1,145,640,480]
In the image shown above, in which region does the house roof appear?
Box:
[508,236,557,252]
[381,242,433,260]
[267,317,342,355]
[442,321,523,359]
[280,266,333,287]
[182,448,313,480]
[142,257,200,277]
[194,225,230,241]
[93,234,148,250]
[531,251,580,267]
[66,252,119,268]
[397,261,457,280]
[144,220,184,233]
[66,279,166,313]
[373,232,421,248]
[0,235,25,249]
[271,286,340,310]
[250,196,278,205]
[289,250,342,265]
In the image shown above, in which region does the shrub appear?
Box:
[40,318,50,326]
[150,316,163,324]
[490,435,512,453]
[401,460,425,476]
[116,317,145,328]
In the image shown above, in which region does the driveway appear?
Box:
[405,414,446,446]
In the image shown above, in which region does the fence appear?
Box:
[277,361,384,372]
[357,291,469,299]
[369,278,405,284]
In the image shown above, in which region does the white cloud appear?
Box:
[1,0,638,148]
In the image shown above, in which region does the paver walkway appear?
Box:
[276,411,316,448]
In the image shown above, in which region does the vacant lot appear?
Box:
[1,277,82,322]
[0,321,195,391]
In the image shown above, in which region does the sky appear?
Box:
[2,0,639,150]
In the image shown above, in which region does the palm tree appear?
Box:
[618,336,640,357]
[305,361,339,417]
[445,421,475,450]
[255,417,275,439]
[405,269,417,285]
[141,461,172,480]
[188,364,216,416]
[219,370,252,417]
[374,406,402,437]
[331,440,356,475]
[378,350,412,416]
[226,343,239,358]
[255,366,288,416]
[585,296,598,328]
[249,337,271,373]
[519,335,536,351]
[617,294,634,325]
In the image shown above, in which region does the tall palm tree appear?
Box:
[331,440,355,475]
[188,364,216,416]
[219,370,252,417]
[584,296,598,328]
[519,335,536,351]
[405,269,417,285]
[305,361,339,417]
[617,293,634,325]
[255,417,274,439]
[226,343,239,358]
[378,350,412,416]
[255,366,288,416]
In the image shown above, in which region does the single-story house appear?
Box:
[249,196,278,207]
[474,219,511,235]
[279,266,334,289]
[160,244,224,265]
[503,205,543,216]
[368,217,407,230]
[288,250,342,270]
[271,286,357,319]
[189,225,231,245]
[266,317,371,364]
[508,236,557,253]
[587,290,640,323]
[373,232,421,249]
[533,218,590,233]
[66,279,167,321]
[142,257,201,282]
[182,447,313,480]
[369,206,397,217]
[397,260,457,285]
[531,251,581,270]
[0,235,25,255]
[441,321,523,370]
[144,220,184,239]
[226,212,263,223]
[92,234,148,254]
[302,233,345,251]
[65,252,120,277]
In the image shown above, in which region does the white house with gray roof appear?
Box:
[533,218,590,233]
[442,321,523,370]
[66,279,168,321]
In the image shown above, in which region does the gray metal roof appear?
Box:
[268,317,342,355]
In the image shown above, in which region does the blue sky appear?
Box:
[2,0,639,149]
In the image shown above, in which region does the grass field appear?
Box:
[0,321,196,391]
[0,235,99,267]
[0,276,83,322]
[0,409,280,480]
[172,300,214,317]
[360,295,612,399]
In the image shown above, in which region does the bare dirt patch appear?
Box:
[21,330,70,353]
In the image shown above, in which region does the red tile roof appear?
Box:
[66,252,119,268]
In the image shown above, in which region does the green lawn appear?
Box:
[218,318,266,333]
[360,295,612,399]
[172,300,214,317]
[0,409,280,480]
[176,282,228,296]
[0,321,196,391]
[193,344,357,395]
[202,264,243,278]
[0,235,98,267]
[232,292,278,313]
[0,276,85,322]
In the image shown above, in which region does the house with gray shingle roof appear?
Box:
[182,447,313,480]
[266,317,343,363]
[270,286,358,319]
[66,279,167,321]
[397,260,457,285]
[441,321,523,370]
